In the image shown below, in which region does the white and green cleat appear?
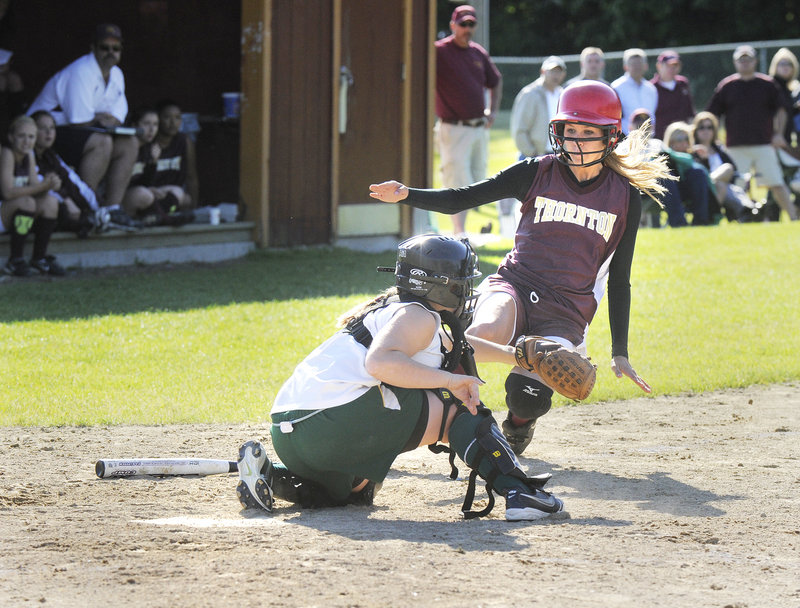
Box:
[236,440,274,512]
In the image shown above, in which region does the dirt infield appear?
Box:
[1,383,798,608]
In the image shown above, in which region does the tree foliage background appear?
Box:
[438,0,799,56]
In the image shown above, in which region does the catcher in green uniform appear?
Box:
[237,235,593,521]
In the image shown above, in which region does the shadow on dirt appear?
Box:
[549,466,743,517]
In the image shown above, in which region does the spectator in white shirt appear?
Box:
[510,55,566,158]
[28,24,138,208]
[611,48,658,135]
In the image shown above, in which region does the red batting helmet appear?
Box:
[548,81,623,167]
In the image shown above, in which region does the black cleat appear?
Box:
[505,488,564,521]
[4,257,34,277]
[30,255,66,277]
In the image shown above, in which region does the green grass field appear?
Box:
[1,219,798,427]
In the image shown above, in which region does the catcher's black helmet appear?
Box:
[389,234,481,320]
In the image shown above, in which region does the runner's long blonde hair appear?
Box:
[604,119,674,205]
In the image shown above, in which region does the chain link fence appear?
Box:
[494,39,800,123]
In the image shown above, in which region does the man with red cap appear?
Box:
[434,4,502,236]
[650,50,695,140]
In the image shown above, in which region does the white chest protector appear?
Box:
[271,301,443,414]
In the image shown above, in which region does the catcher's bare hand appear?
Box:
[369,180,409,203]
[611,356,651,393]
[445,373,483,415]
[514,335,596,401]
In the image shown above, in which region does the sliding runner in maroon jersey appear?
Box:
[370,81,674,455]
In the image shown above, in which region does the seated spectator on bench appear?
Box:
[122,107,193,226]
[691,111,759,222]
[1,115,64,276]
[26,24,138,211]
[153,99,199,209]
[660,121,714,227]
[32,110,103,238]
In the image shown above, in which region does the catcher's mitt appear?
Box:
[514,335,596,400]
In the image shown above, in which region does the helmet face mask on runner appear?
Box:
[548,80,623,168]
[387,235,482,321]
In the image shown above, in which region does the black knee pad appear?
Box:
[505,373,553,420]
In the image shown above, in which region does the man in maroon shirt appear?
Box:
[651,50,695,140]
[435,5,502,235]
[707,45,797,220]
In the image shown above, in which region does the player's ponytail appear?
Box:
[604,119,675,205]
[336,287,398,328]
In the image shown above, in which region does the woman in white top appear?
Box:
[237,235,564,521]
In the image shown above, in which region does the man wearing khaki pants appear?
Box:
[434,4,502,236]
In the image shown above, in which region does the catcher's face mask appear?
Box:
[549,121,619,167]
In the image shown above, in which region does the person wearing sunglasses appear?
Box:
[27,24,138,218]
[691,111,759,222]
[434,4,502,237]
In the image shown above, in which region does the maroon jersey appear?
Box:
[435,36,500,121]
[404,156,641,357]
[497,156,631,337]
[651,74,695,140]
[706,73,783,146]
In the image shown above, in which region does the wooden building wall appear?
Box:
[4,0,434,248]
[267,0,333,247]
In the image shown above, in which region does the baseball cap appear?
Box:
[451,5,477,24]
[95,23,123,44]
[657,50,680,64]
[622,48,647,63]
[542,55,567,71]
[733,45,756,60]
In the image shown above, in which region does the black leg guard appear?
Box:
[447,405,553,519]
